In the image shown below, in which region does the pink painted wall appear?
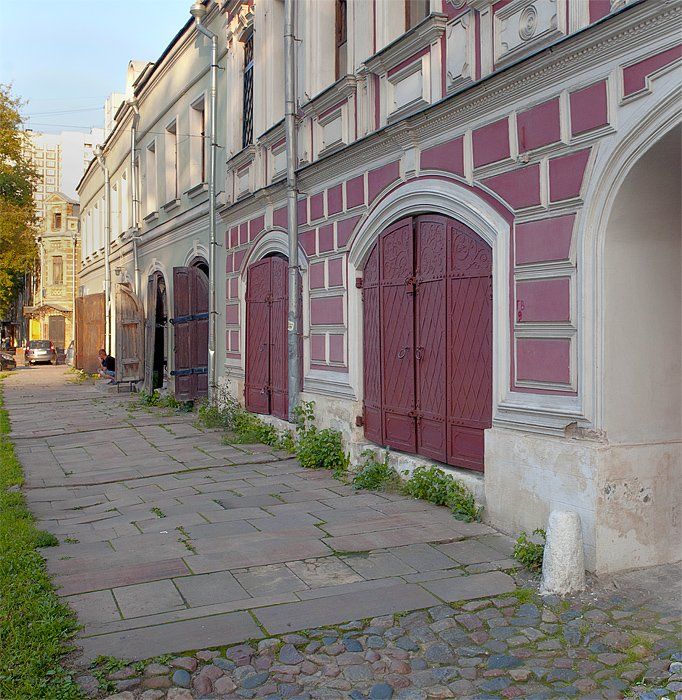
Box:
[623,45,682,97]
[516,338,571,385]
[310,296,344,325]
[420,137,465,176]
[549,149,590,202]
[473,118,510,167]
[517,98,561,152]
[318,224,334,253]
[483,164,541,209]
[516,278,571,323]
[515,215,574,265]
[570,80,608,136]
[368,161,400,202]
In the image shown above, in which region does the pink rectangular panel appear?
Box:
[249,215,265,239]
[346,175,365,208]
[623,45,682,97]
[517,98,561,152]
[310,192,325,221]
[549,148,591,202]
[239,223,248,245]
[328,257,344,287]
[310,296,344,325]
[273,206,287,228]
[570,81,608,136]
[230,227,239,247]
[516,278,570,323]
[368,161,400,203]
[233,249,245,271]
[337,215,361,248]
[589,0,611,22]
[515,214,575,265]
[473,118,510,167]
[420,137,465,175]
[318,224,334,253]
[298,197,308,225]
[327,184,343,215]
[225,253,234,274]
[225,303,239,324]
[483,164,541,209]
[300,230,316,256]
[311,334,326,362]
[329,334,345,363]
[229,277,238,299]
[230,330,239,352]
[517,338,571,384]
[309,262,325,289]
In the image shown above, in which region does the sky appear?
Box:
[0,0,192,134]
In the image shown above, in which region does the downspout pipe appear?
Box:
[190,1,218,402]
[128,98,141,296]
[94,146,112,354]
[285,0,301,420]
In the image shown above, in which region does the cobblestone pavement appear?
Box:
[3,366,681,699]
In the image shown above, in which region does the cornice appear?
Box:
[300,76,359,118]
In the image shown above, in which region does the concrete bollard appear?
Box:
[540,510,586,595]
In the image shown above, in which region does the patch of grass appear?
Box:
[63,537,79,544]
[352,449,400,491]
[0,381,82,699]
[512,529,546,572]
[150,507,166,519]
[34,530,59,548]
[292,402,349,478]
[402,465,482,522]
[511,587,536,604]
[136,390,187,410]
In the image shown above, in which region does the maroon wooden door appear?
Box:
[172,266,209,401]
[446,221,492,471]
[415,215,447,462]
[379,218,417,454]
[245,256,289,420]
[362,215,492,471]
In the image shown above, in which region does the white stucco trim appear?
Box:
[184,241,209,267]
[346,177,517,429]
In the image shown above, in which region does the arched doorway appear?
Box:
[244,253,289,419]
[144,272,168,391]
[171,260,209,401]
[363,214,492,471]
[600,125,681,568]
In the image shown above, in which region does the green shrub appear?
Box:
[352,449,399,491]
[402,465,482,522]
[197,388,240,430]
[513,529,546,571]
[293,401,349,477]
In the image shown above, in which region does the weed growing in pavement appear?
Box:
[293,401,349,478]
[513,528,546,571]
[63,537,79,544]
[33,530,59,548]
[137,389,187,410]
[150,507,166,518]
[0,380,81,699]
[176,526,197,554]
[402,465,482,522]
[352,449,400,491]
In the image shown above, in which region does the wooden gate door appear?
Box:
[245,256,289,419]
[48,315,65,350]
[446,221,492,471]
[115,284,144,383]
[171,267,209,401]
[379,218,416,454]
[362,215,492,471]
[144,274,158,393]
[75,292,105,373]
[415,215,448,462]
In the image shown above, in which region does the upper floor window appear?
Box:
[406,0,430,30]
[165,120,179,202]
[52,256,64,286]
[242,34,254,148]
[145,141,157,215]
[52,211,62,230]
[190,97,207,185]
[335,0,348,80]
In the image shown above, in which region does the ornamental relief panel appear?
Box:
[495,0,567,67]
[446,11,476,93]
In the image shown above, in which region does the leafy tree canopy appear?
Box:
[0,84,37,318]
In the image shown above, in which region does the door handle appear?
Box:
[415,346,424,360]
[397,346,410,359]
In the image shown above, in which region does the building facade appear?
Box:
[24,192,81,348]
[77,0,681,574]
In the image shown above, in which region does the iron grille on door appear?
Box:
[242,35,254,148]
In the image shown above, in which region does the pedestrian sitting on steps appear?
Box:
[97,349,116,385]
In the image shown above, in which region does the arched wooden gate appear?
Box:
[362,214,492,471]
[245,255,290,419]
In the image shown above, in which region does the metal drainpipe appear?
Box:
[285,0,300,420]
[190,2,218,402]
[128,99,141,296]
[94,147,112,354]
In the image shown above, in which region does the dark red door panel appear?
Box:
[173,267,195,401]
[269,256,289,420]
[193,268,209,397]
[446,221,493,471]
[415,215,447,462]
[245,259,272,414]
[379,218,416,454]
[362,244,383,445]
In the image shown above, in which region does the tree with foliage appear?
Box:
[0,84,37,319]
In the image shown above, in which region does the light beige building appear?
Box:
[24,192,81,348]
